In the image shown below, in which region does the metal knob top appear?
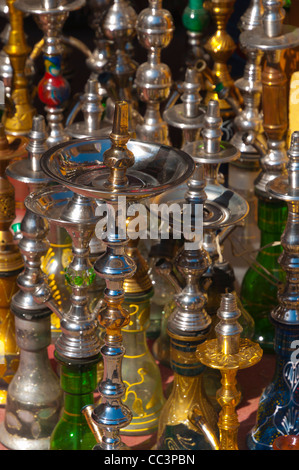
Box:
[267,131,299,202]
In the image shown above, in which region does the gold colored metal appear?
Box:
[203,0,242,115]
[0,123,27,405]
[121,236,165,435]
[196,293,263,450]
[2,0,36,136]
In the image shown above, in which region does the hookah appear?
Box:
[163,62,206,149]
[222,0,265,287]
[85,0,112,78]
[25,184,103,450]
[239,0,299,352]
[154,226,220,450]
[202,0,243,119]
[120,232,165,437]
[193,292,263,450]
[155,101,251,412]
[15,0,85,147]
[65,77,111,140]
[2,0,36,136]
[153,100,251,373]
[182,0,210,68]
[0,124,27,405]
[246,131,299,449]
[0,116,63,450]
[134,0,174,145]
[101,0,141,131]
[34,100,194,450]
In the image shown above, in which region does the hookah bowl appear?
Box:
[37,100,195,450]
[195,292,263,450]
[15,0,85,147]
[0,124,27,405]
[246,131,299,450]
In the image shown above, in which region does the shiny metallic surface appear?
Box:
[267,132,299,323]
[15,0,85,146]
[66,78,111,139]
[231,0,266,161]
[134,0,174,144]
[239,0,299,199]
[163,64,206,147]
[25,186,102,361]
[196,292,262,450]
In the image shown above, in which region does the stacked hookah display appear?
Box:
[0,0,297,453]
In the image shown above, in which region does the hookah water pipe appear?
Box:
[240,0,299,352]
[193,292,263,450]
[0,124,27,405]
[25,185,103,450]
[0,116,63,450]
[223,0,265,288]
[163,62,206,148]
[246,131,299,450]
[134,0,174,145]
[153,100,251,407]
[182,0,211,67]
[2,0,36,136]
[65,77,111,139]
[203,0,243,119]
[120,233,165,437]
[15,0,85,147]
[102,0,142,132]
[37,100,194,450]
[154,216,220,450]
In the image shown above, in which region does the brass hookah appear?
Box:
[203,0,243,118]
[0,124,27,405]
[0,116,63,450]
[2,0,36,136]
[134,0,174,145]
[193,292,263,450]
[36,100,194,450]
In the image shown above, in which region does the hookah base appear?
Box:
[0,421,50,450]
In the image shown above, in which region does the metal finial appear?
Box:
[103,101,134,189]
[202,100,222,155]
[262,0,285,38]
[215,292,243,355]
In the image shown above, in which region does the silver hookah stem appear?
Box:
[230,0,266,160]
[83,101,136,450]
[66,77,111,138]
[102,0,140,131]
[0,116,62,450]
[163,62,206,148]
[134,0,174,144]
[268,131,299,324]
